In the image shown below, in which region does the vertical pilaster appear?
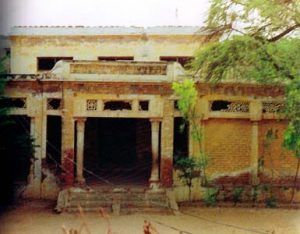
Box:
[61,88,75,187]
[75,117,86,185]
[24,95,44,198]
[250,121,259,184]
[161,99,174,187]
[149,118,161,190]
[249,100,262,185]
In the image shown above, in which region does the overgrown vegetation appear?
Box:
[232,186,244,206]
[173,0,300,204]
[174,157,201,201]
[203,187,219,207]
[172,80,209,187]
[0,56,34,211]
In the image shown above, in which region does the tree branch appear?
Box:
[268,24,300,42]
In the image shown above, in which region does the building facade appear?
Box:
[3,26,297,201]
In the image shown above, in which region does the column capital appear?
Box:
[28,115,36,119]
[74,117,87,123]
[149,117,162,123]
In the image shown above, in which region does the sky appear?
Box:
[0,0,211,35]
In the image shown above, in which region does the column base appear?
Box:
[149,180,161,191]
[76,177,86,187]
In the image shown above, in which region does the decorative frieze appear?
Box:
[70,63,167,75]
[262,101,285,113]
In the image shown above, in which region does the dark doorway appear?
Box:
[173,117,189,159]
[84,118,151,186]
[46,116,62,171]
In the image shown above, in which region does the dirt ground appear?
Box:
[0,200,299,234]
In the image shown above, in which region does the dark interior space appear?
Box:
[173,117,189,159]
[46,116,62,171]
[211,100,231,111]
[37,57,73,71]
[84,118,151,186]
[0,115,32,211]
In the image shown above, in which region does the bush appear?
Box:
[232,186,244,206]
[203,187,218,207]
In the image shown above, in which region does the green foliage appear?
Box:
[203,187,219,207]
[175,157,201,200]
[172,79,209,185]
[207,0,299,41]
[232,186,244,206]
[265,195,277,208]
[0,57,34,207]
[196,0,300,204]
[172,79,197,121]
[192,36,300,83]
[283,78,300,158]
[0,56,8,118]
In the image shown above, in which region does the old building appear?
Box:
[3,26,298,209]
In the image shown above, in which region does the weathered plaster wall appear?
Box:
[10,35,205,74]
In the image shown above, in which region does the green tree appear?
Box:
[174,0,300,202]
[189,0,300,203]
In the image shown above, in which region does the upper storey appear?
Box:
[9,26,213,74]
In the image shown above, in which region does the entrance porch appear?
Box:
[62,116,169,190]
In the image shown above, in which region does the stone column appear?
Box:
[160,99,174,187]
[24,116,42,197]
[75,117,86,185]
[149,118,161,190]
[61,89,75,187]
[24,105,44,199]
[250,121,259,185]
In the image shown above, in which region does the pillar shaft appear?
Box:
[250,121,259,185]
[149,118,161,189]
[76,118,86,185]
[29,116,42,194]
[160,99,174,187]
[61,89,75,187]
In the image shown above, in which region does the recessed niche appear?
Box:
[0,97,26,109]
[210,100,232,111]
[47,98,62,110]
[139,101,149,111]
[104,101,132,111]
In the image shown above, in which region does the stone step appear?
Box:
[69,195,168,201]
[56,187,177,215]
[65,207,113,213]
[68,200,168,208]
[123,207,173,215]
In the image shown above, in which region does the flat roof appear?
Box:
[10,26,211,36]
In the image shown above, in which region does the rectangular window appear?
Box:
[37,57,73,71]
[98,56,134,61]
[160,56,194,68]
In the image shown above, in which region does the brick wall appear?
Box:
[204,119,252,175]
